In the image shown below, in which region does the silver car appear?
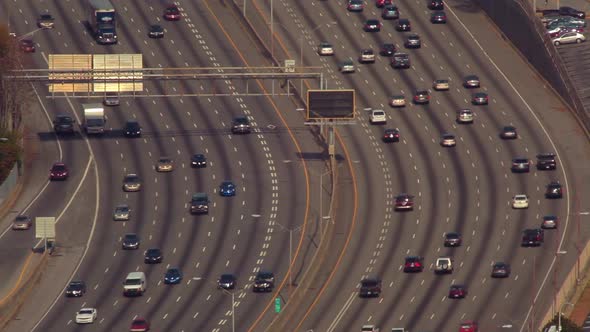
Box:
[456,109,474,123]
[113,204,130,221]
[123,174,141,192]
[103,92,120,106]
[552,32,586,45]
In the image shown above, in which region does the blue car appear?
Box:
[219,181,236,197]
[164,268,183,284]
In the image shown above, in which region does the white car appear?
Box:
[440,133,456,147]
[75,308,97,324]
[512,194,529,209]
[339,60,355,73]
[433,79,449,91]
[389,95,406,107]
[456,109,474,123]
[552,32,586,45]
[113,204,130,221]
[361,325,380,332]
[318,42,334,56]
[369,110,387,124]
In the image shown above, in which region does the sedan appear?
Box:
[444,232,462,247]
[396,18,411,31]
[339,60,355,73]
[20,39,35,53]
[156,157,174,172]
[389,95,406,107]
[403,256,424,272]
[491,262,511,278]
[394,193,414,211]
[382,5,400,20]
[50,162,69,180]
[429,0,444,10]
[512,194,529,209]
[440,133,456,147]
[65,281,86,297]
[472,92,489,105]
[191,153,207,168]
[123,174,141,192]
[376,0,393,7]
[548,26,583,38]
[433,79,449,91]
[382,128,400,143]
[449,284,467,299]
[364,19,382,32]
[122,233,140,250]
[460,321,479,332]
[347,0,365,12]
[124,120,141,137]
[148,24,164,38]
[553,32,586,45]
[413,90,430,104]
[113,204,130,221]
[511,158,531,173]
[541,215,559,229]
[463,75,480,88]
[144,248,163,264]
[164,268,183,284]
[130,318,150,332]
[500,126,518,139]
[218,273,237,290]
[559,6,586,19]
[75,308,97,324]
[404,33,421,48]
[164,5,181,21]
[545,181,563,198]
[380,43,396,56]
[431,11,447,24]
[37,13,55,29]
[359,49,376,63]
[12,215,32,230]
[219,181,236,196]
[318,42,335,56]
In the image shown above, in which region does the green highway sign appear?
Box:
[275,297,281,313]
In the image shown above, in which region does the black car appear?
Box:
[391,53,410,69]
[491,262,511,278]
[413,90,430,104]
[559,6,586,19]
[124,120,142,137]
[545,181,563,198]
[472,92,489,105]
[522,229,544,247]
[253,271,275,292]
[218,273,237,290]
[444,232,462,247]
[429,0,444,10]
[359,278,382,298]
[404,33,421,48]
[382,5,400,20]
[403,256,424,272]
[148,24,164,38]
[122,233,140,250]
[382,128,400,143]
[231,116,251,134]
[380,43,396,56]
[65,281,86,297]
[396,18,411,31]
[536,153,556,170]
[500,126,518,139]
[364,19,382,32]
[511,158,531,173]
[53,114,75,134]
[191,154,207,168]
[463,75,480,88]
[144,248,163,263]
[430,11,447,23]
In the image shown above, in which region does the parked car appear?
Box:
[552,32,585,45]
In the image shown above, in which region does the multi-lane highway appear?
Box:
[1,0,590,332]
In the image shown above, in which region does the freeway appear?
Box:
[3,1,325,332]
[243,0,590,331]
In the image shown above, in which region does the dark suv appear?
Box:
[359,278,382,298]
[511,158,531,173]
[522,229,544,247]
[545,181,563,198]
[231,116,251,134]
[403,256,424,272]
[391,53,410,69]
[53,114,75,134]
[65,281,86,297]
[253,271,274,292]
[413,90,430,104]
[536,153,556,170]
[124,120,142,137]
[144,248,163,263]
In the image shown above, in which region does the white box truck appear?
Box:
[82,103,106,134]
[123,271,146,296]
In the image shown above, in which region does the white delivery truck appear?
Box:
[82,103,106,134]
[123,271,146,296]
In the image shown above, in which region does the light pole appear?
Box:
[319,168,333,236]
[558,302,574,331]
[272,220,304,292]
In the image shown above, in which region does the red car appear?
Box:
[459,321,479,332]
[376,0,393,7]
[49,162,69,180]
[20,39,36,53]
[164,5,181,21]
[130,318,150,331]
[394,193,414,211]
[449,284,467,299]
[403,256,424,272]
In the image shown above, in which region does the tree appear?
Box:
[543,313,583,332]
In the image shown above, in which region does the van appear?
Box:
[123,272,146,296]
